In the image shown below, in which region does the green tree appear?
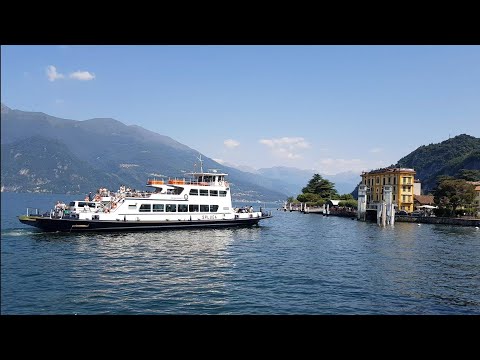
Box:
[297,192,322,203]
[286,196,296,203]
[434,179,476,215]
[339,193,354,200]
[338,199,358,209]
[458,169,480,181]
[301,173,339,199]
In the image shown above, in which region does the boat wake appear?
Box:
[1,228,40,237]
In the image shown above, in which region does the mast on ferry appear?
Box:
[197,154,204,182]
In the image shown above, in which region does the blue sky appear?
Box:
[2,45,479,175]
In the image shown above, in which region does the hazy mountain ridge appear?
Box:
[1,136,119,193]
[4,105,474,200]
[1,105,286,201]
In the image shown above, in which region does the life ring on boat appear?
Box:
[184,194,188,200]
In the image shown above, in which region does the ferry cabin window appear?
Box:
[219,191,227,197]
[153,204,164,212]
[128,205,137,210]
[166,204,177,212]
[189,189,199,196]
[189,204,199,212]
[69,202,76,207]
[78,202,96,208]
[210,190,218,196]
[200,189,208,196]
[139,204,151,212]
[210,205,219,212]
[200,205,209,212]
[178,204,188,212]
[173,187,184,195]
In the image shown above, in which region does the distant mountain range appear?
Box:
[3,104,476,200]
[1,104,287,201]
[216,163,360,195]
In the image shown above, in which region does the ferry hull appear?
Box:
[19,215,272,233]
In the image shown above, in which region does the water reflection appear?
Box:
[2,193,479,314]
[46,229,245,314]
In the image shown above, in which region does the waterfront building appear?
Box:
[467,181,480,216]
[414,194,435,209]
[361,167,416,213]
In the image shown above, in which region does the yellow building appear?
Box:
[361,167,416,213]
[466,181,480,216]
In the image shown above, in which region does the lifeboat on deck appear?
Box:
[146,179,164,185]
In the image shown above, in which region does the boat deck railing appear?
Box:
[147,178,228,187]
[26,207,41,216]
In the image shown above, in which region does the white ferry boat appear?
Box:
[18,161,272,232]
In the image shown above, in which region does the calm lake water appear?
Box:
[2,192,479,314]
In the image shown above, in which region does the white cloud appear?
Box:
[314,158,386,175]
[46,65,65,82]
[213,158,226,164]
[69,70,95,81]
[369,147,383,153]
[259,136,310,160]
[224,139,240,149]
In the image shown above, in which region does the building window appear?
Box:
[383,178,386,185]
[393,195,396,201]
[376,177,380,184]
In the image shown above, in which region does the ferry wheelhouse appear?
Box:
[18,166,272,232]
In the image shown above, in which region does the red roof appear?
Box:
[414,195,435,205]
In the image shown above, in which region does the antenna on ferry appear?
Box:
[196,154,204,173]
